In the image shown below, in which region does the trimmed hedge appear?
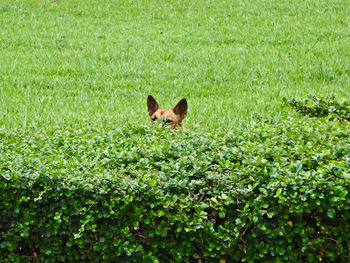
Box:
[1,116,350,262]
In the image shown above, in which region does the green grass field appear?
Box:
[0,0,349,130]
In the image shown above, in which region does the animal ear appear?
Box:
[172,98,187,121]
[147,95,159,116]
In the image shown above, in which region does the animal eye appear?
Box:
[151,117,157,121]
[165,119,173,123]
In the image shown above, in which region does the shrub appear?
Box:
[285,95,350,121]
[1,117,350,262]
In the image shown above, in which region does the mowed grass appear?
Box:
[0,0,349,130]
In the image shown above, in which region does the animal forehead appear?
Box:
[155,109,175,118]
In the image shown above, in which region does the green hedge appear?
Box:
[1,116,350,262]
[285,95,350,121]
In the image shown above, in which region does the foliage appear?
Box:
[1,115,350,262]
[286,95,350,121]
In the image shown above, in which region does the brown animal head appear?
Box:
[147,95,187,130]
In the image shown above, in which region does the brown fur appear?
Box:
[147,95,187,130]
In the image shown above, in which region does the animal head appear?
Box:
[147,95,187,130]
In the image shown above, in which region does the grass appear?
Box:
[0,0,349,130]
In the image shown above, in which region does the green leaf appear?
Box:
[172,195,178,203]
[219,211,226,218]
[267,211,276,219]
[275,188,282,197]
[0,242,7,249]
[193,253,200,259]
[327,208,336,218]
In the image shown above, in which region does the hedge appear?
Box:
[1,108,350,262]
[285,95,350,121]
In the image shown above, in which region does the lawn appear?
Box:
[0,0,349,130]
